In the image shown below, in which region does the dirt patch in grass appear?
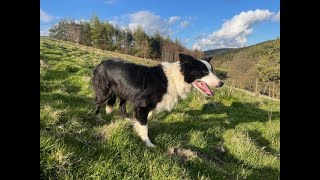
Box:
[168,146,226,165]
[167,147,198,161]
[40,59,50,68]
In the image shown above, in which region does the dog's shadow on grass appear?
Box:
[247,130,279,157]
[153,101,280,131]
[149,101,280,179]
[179,143,279,179]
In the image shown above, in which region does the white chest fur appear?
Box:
[154,62,191,113]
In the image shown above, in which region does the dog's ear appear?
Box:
[179,53,196,64]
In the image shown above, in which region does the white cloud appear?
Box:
[109,11,192,36]
[192,9,274,50]
[179,21,190,28]
[74,19,88,24]
[127,11,172,35]
[168,16,181,25]
[273,11,280,22]
[193,43,202,50]
[40,8,55,23]
[109,20,119,27]
[111,11,183,36]
[104,0,115,4]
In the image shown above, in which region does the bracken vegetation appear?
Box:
[210,39,280,99]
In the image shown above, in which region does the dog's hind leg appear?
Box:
[147,111,153,120]
[94,90,113,118]
[95,96,108,120]
[133,107,155,148]
[105,96,116,115]
[95,95,106,114]
[119,99,129,118]
[95,103,101,115]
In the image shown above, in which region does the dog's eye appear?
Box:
[202,70,208,74]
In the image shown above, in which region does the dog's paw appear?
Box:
[105,106,113,115]
[147,111,153,120]
[145,141,156,148]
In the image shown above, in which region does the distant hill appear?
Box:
[210,39,279,66]
[204,48,234,57]
[202,48,234,61]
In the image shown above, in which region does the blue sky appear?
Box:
[40,0,280,50]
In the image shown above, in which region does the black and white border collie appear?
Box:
[92,53,224,147]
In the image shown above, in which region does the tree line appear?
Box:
[49,16,203,61]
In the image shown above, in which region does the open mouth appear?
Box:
[192,80,214,97]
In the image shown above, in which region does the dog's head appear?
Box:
[179,53,224,97]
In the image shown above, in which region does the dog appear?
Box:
[92,53,224,147]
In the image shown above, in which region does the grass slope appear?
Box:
[40,37,280,179]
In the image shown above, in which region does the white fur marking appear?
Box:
[199,72,221,87]
[105,105,113,115]
[133,121,156,147]
[199,60,221,87]
[156,62,191,113]
[200,60,212,71]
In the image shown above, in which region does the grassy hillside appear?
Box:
[211,39,279,67]
[40,37,280,179]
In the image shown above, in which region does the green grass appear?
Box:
[40,37,280,179]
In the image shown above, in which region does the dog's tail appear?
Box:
[91,62,113,114]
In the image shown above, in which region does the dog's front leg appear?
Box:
[133,107,156,148]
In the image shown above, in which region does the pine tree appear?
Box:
[104,22,115,51]
[149,31,163,59]
[133,25,150,58]
[91,16,103,49]
[124,27,133,54]
[79,21,92,46]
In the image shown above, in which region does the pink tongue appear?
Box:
[199,82,212,95]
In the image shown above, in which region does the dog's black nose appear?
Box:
[219,81,224,87]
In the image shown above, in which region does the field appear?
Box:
[40,37,280,179]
